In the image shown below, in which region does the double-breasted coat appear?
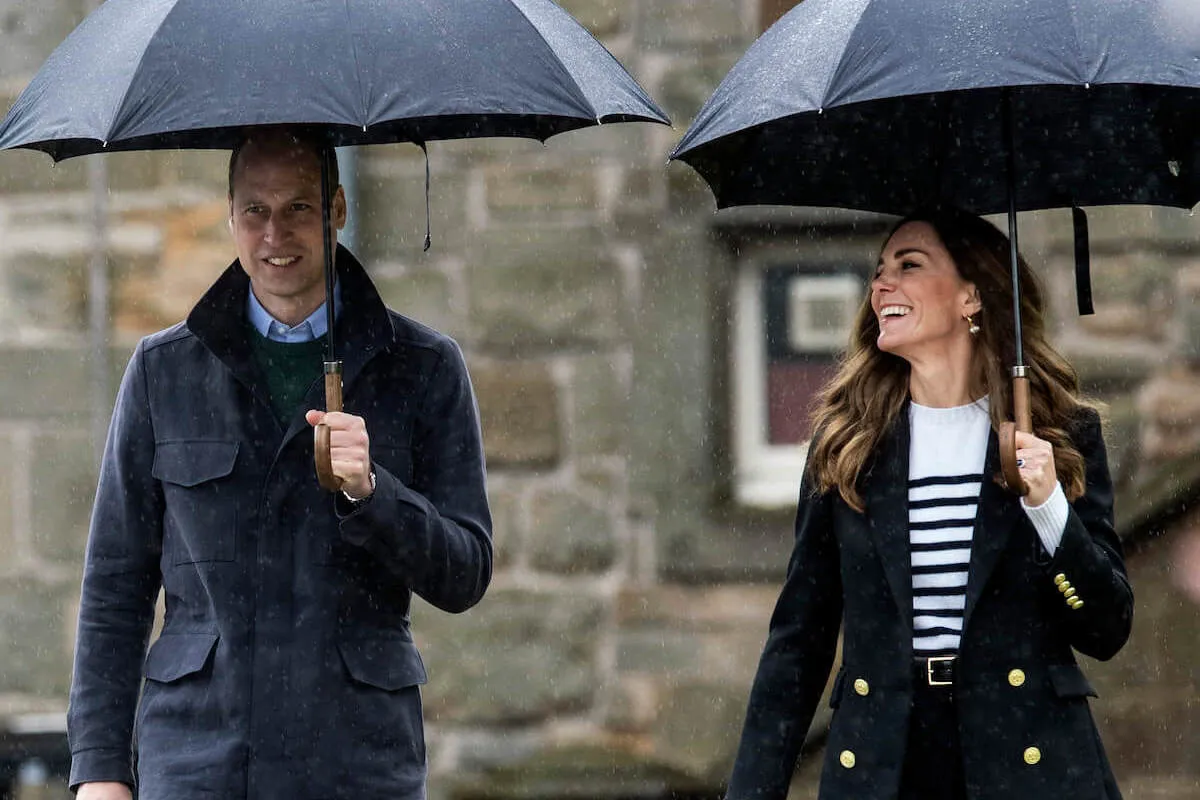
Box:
[67,247,492,800]
[726,407,1132,800]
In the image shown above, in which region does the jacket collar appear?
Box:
[186,244,396,437]
[864,407,914,628]
[963,428,1024,628]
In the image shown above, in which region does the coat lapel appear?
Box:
[186,263,275,416]
[864,409,913,626]
[962,428,1024,628]
[279,245,398,449]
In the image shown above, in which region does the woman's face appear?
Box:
[871,221,981,362]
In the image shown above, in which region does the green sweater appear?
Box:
[247,325,326,422]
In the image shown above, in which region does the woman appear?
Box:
[726,207,1133,800]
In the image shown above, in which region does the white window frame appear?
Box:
[731,258,864,509]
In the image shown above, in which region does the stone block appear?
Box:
[0,436,15,570]
[603,673,660,733]
[0,577,72,698]
[614,586,776,683]
[357,152,469,262]
[30,428,95,568]
[483,479,520,572]
[0,149,88,194]
[526,486,616,574]
[0,346,91,421]
[371,264,462,341]
[159,149,230,192]
[451,742,712,800]
[99,151,163,193]
[556,0,631,38]
[112,199,227,336]
[0,1,85,80]
[649,680,746,782]
[470,359,561,468]
[569,354,628,458]
[4,249,89,332]
[637,0,748,49]
[414,589,606,724]
[657,53,741,130]
[482,164,598,225]
[466,227,628,353]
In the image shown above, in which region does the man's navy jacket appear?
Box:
[68,246,493,799]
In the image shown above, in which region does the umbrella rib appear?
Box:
[816,0,880,109]
[100,0,185,146]
[340,0,369,129]
[505,0,600,121]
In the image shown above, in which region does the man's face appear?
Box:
[228,137,345,326]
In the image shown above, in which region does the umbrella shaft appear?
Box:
[1002,90,1025,368]
[321,146,337,360]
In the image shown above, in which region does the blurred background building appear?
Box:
[0,0,1198,798]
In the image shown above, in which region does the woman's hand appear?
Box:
[1014,430,1057,506]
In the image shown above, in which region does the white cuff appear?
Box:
[1021,481,1068,556]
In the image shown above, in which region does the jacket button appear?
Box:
[1063,586,1077,598]
[1023,746,1041,765]
[1058,580,1073,593]
[839,750,856,769]
[853,678,870,696]
[1053,573,1067,586]
[1069,598,1085,610]
[1008,669,1026,687]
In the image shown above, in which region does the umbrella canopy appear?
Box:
[0,0,668,492]
[672,0,1200,495]
[0,0,668,159]
[671,0,1200,215]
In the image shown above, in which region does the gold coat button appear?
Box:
[1023,746,1041,765]
[1070,599,1085,610]
[1063,587,1077,598]
[1054,573,1067,586]
[840,750,856,769]
[853,678,870,696]
[1008,669,1026,687]
[1058,580,1072,593]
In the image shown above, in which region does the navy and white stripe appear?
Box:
[908,400,991,657]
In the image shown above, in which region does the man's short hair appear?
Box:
[227,128,339,198]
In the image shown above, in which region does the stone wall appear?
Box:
[2,1,1200,799]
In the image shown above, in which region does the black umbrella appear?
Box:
[671,0,1200,493]
[0,0,669,490]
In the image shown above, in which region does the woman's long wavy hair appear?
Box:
[807,207,1094,512]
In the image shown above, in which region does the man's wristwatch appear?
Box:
[342,470,376,505]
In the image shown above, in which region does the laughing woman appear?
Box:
[726,207,1132,800]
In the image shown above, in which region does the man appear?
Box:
[70,129,493,800]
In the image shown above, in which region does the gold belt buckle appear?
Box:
[927,656,954,687]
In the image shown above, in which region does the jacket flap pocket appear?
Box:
[338,638,428,691]
[152,440,239,487]
[1048,664,1098,698]
[143,633,219,683]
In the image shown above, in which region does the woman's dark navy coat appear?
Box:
[727,408,1132,800]
[67,248,493,799]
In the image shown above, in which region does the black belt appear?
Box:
[914,656,957,687]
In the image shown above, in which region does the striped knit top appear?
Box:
[908,398,990,657]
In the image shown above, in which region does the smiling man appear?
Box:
[69,128,493,800]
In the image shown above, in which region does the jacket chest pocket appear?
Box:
[152,440,240,565]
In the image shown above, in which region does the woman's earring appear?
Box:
[966,314,981,335]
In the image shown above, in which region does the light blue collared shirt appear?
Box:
[247,282,342,343]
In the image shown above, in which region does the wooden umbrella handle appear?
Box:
[999,371,1032,496]
[315,361,344,492]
